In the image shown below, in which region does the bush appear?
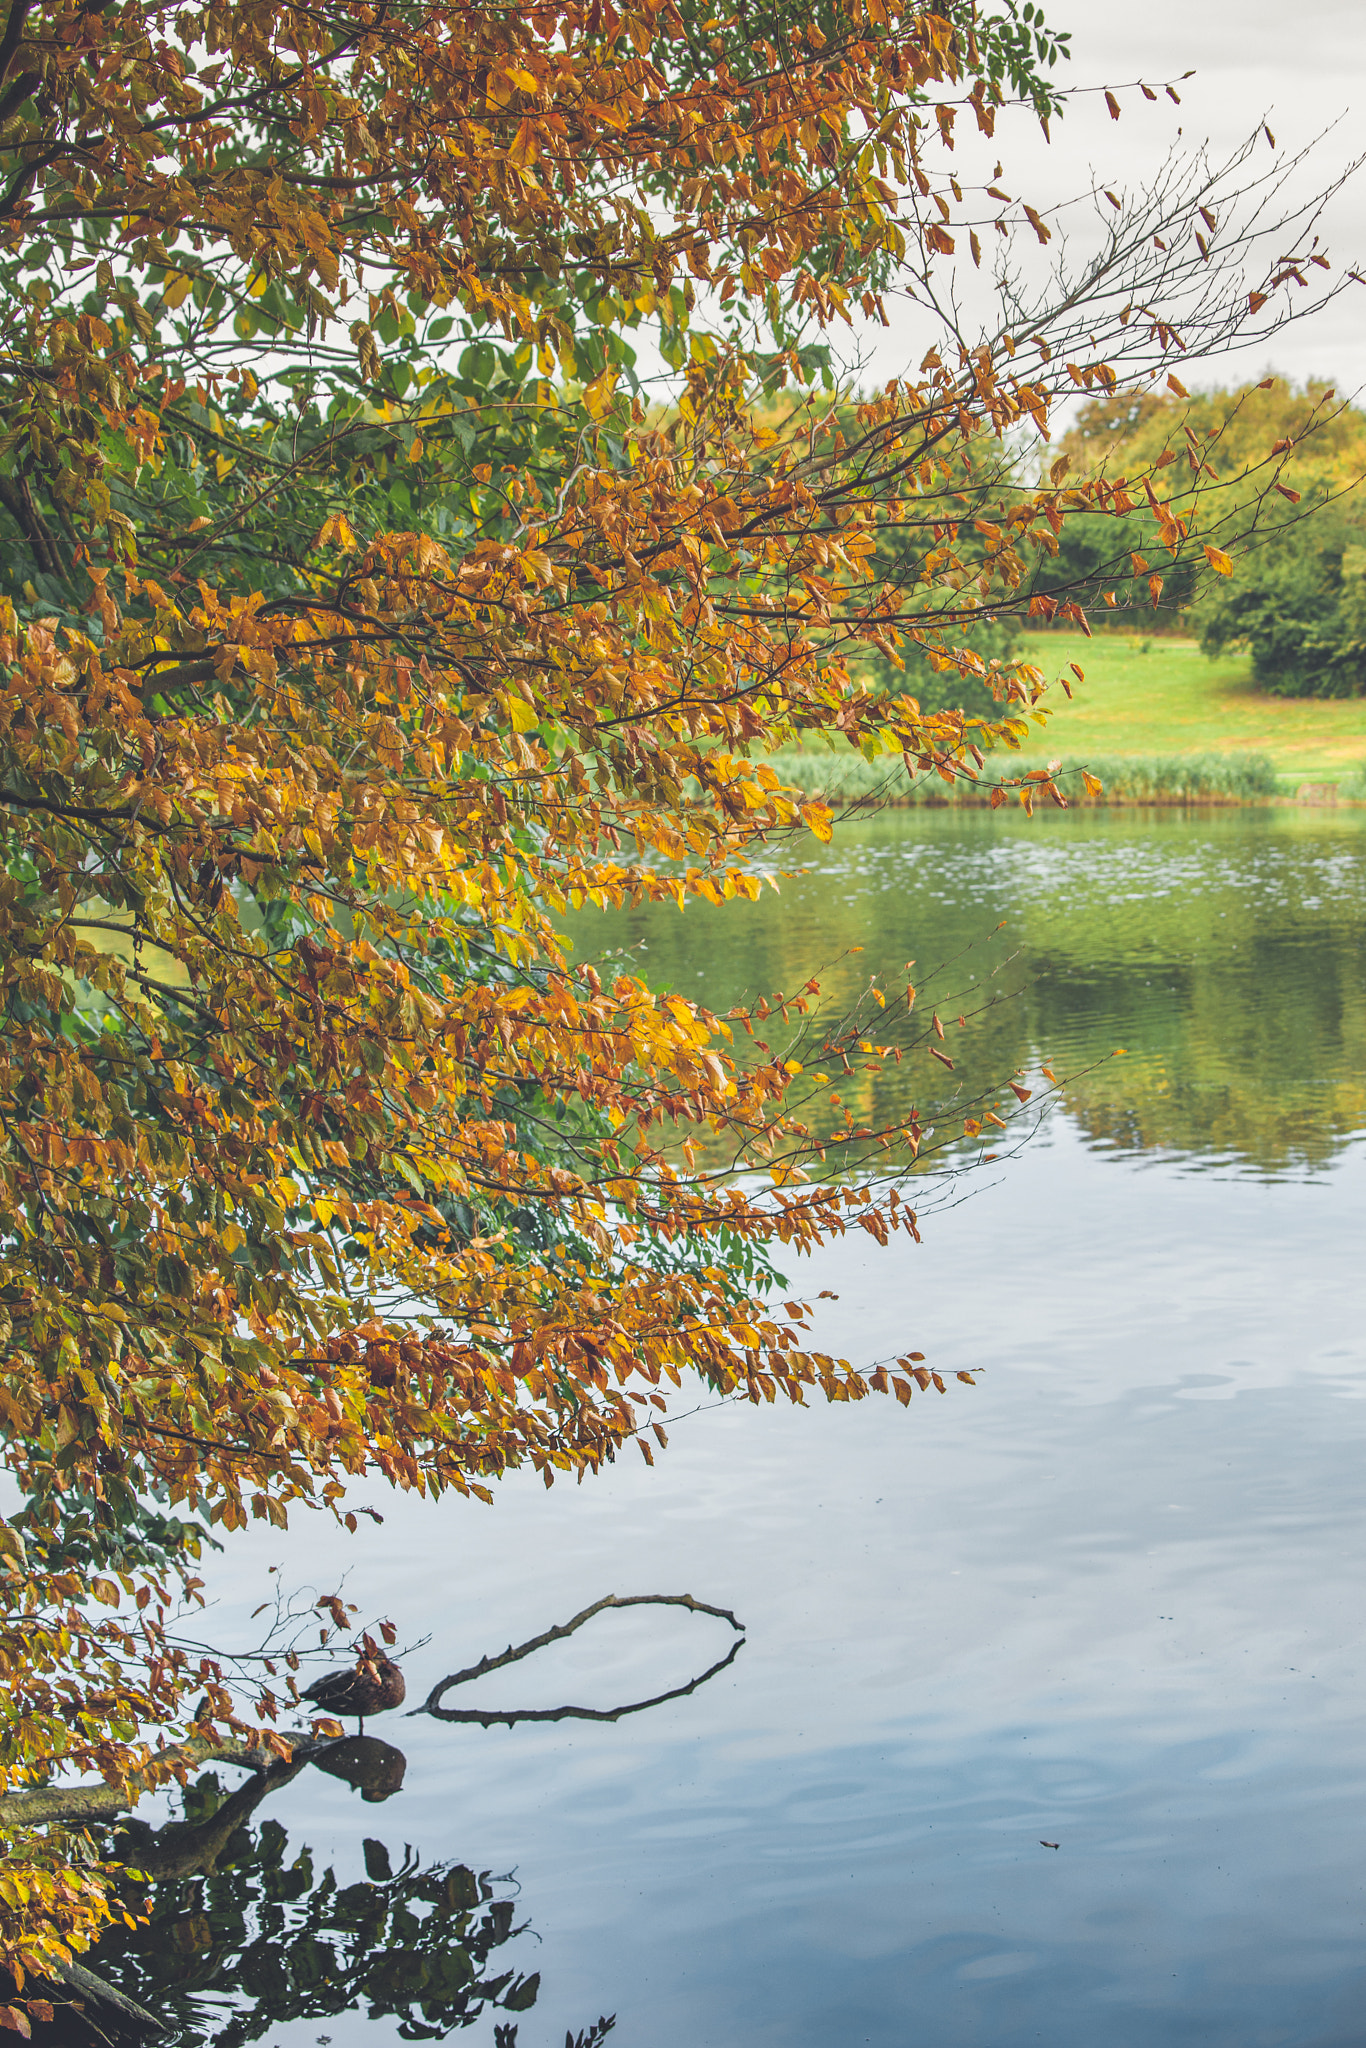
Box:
[1197,508,1366,698]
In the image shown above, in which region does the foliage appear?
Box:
[1037,379,1366,630]
[0,0,1344,1989]
[1197,506,1366,697]
[768,745,1279,803]
[1062,378,1366,499]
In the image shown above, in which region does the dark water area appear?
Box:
[97,808,1366,2048]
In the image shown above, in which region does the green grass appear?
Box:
[1009,632,1366,787]
[769,633,1366,805]
[768,746,1280,807]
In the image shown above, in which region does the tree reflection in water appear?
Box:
[91,1761,551,2046]
[74,1593,739,2045]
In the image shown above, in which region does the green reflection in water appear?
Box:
[563,808,1366,1174]
[88,1766,546,2047]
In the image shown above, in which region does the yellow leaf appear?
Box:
[508,117,540,170]
[508,695,539,733]
[1203,545,1234,575]
[317,513,358,553]
[583,367,617,420]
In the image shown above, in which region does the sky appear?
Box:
[841,0,1366,401]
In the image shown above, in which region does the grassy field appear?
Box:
[1010,633,1366,787]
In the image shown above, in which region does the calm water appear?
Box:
[100,807,1366,2048]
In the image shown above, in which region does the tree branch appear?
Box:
[419,1591,745,1725]
[0,1731,338,1827]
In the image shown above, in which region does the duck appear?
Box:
[302,1654,406,1735]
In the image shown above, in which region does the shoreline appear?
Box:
[768,747,1366,813]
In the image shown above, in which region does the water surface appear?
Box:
[102,807,1366,2048]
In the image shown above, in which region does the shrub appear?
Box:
[1197,509,1366,698]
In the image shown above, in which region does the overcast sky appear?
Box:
[845,0,1366,399]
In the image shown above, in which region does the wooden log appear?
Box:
[0,1732,332,1828]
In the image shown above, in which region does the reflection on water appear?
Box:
[565,807,1366,1173]
[89,1597,745,2044]
[93,1769,544,2046]
[312,1734,408,1802]
[85,808,1366,2047]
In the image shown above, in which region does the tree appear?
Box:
[0,0,1348,1994]
[1036,377,1366,628]
[1197,504,1366,696]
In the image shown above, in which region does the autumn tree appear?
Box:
[1041,376,1366,685]
[0,0,1350,1996]
[1034,374,1366,626]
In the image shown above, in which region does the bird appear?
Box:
[302,1654,406,1735]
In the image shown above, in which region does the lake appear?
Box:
[100,805,1366,2048]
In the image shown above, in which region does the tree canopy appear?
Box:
[0,0,1348,1998]
[1037,376,1366,630]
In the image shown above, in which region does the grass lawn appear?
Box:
[1010,633,1366,785]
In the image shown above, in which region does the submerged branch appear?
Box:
[419,1590,745,1726]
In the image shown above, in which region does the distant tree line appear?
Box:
[1029,378,1366,696]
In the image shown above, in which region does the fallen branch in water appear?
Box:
[0,1595,746,1818]
[419,1591,746,1727]
[0,1732,338,1828]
